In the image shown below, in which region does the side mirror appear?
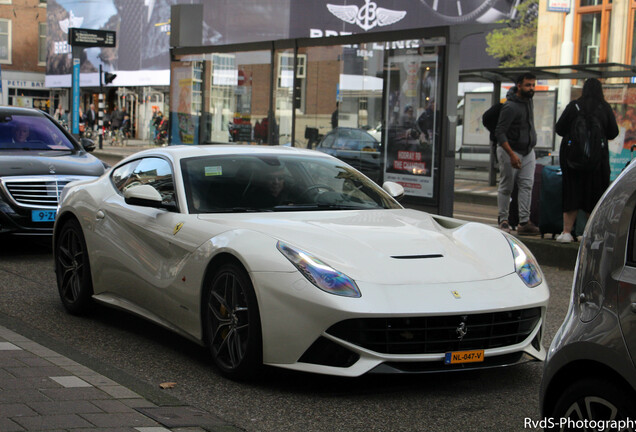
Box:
[80,137,95,152]
[382,181,405,202]
[124,184,178,211]
[124,184,163,208]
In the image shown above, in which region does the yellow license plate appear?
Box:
[444,349,484,364]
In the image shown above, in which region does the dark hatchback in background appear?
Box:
[0,107,105,236]
[540,159,636,429]
[315,127,383,183]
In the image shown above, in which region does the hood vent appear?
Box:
[391,254,443,260]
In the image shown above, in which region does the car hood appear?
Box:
[199,209,516,284]
[0,152,104,177]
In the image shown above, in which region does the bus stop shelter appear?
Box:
[458,63,636,185]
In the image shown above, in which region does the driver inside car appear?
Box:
[244,164,296,208]
[13,123,30,144]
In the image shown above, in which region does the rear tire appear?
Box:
[547,377,636,431]
[55,219,94,315]
[203,262,262,380]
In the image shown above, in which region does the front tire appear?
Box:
[548,377,636,431]
[203,262,262,379]
[55,218,94,315]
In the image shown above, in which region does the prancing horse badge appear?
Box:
[173,222,184,235]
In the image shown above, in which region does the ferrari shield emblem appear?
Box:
[173,222,184,235]
[451,290,461,299]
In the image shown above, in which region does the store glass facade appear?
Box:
[171,34,446,200]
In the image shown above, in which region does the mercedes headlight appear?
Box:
[277,241,361,298]
[506,235,542,287]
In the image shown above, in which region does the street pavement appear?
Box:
[0,138,577,431]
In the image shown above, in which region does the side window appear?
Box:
[320,134,336,149]
[113,158,177,208]
[111,160,141,192]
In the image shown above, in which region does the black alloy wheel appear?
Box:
[548,377,636,431]
[204,262,262,379]
[55,218,94,315]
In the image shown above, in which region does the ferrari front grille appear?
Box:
[326,308,541,355]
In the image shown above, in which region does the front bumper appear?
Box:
[252,271,549,377]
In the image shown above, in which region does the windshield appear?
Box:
[181,154,401,213]
[0,114,76,152]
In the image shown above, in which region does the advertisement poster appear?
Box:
[606,86,636,180]
[170,63,198,145]
[46,0,288,88]
[533,90,557,152]
[463,92,492,146]
[383,52,440,199]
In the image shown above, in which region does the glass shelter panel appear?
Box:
[295,45,343,149]
[172,50,271,145]
[274,49,294,146]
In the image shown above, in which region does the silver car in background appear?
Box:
[540,159,636,430]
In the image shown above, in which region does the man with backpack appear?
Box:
[494,72,540,236]
[554,78,618,243]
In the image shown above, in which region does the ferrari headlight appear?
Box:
[505,235,542,287]
[277,241,361,298]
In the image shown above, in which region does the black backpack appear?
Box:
[482,102,502,144]
[566,102,605,171]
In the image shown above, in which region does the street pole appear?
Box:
[98,64,103,149]
[557,0,574,117]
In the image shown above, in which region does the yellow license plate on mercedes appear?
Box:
[444,349,484,364]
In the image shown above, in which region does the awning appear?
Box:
[459,62,636,83]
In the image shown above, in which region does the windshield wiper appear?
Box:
[210,207,273,213]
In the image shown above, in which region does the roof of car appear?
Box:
[125,144,331,161]
[0,106,48,117]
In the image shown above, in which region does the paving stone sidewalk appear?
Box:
[0,324,227,432]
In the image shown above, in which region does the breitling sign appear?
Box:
[326,1,406,31]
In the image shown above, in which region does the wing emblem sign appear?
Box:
[326,0,407,31]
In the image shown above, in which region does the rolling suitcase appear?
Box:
[539,165,563,238]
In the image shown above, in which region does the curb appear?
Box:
[514,234,579,269]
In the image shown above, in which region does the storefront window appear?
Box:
[0,19,10,63]
[631,10,636,65]
[578,13,602,64]
[38,23,46,65]
[170,34,445,203]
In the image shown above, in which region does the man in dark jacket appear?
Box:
[83,104,97,130]
[494,72,540,236]
[110,105,123,131]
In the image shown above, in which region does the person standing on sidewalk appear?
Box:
[554,78,618,243]
[494,72,540,236]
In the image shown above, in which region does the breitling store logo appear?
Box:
[326,0,406,31]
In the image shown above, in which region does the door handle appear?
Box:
[95,210,105,220]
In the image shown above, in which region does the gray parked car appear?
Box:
[0,107,105,236]
[540,159,636,429]
[315,127,382,183]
